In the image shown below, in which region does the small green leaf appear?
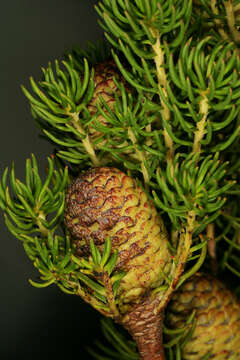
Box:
[57,282,75,295]
[29,278,55,288]
[90,239,102,266]
[77,272,107,297]
[112,272,126,297]
[105,251,118,275]
[58,250,72,269]
[101,237,112,268]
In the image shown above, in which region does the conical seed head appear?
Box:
[166,273,240,359]
[87,60,123,139]
[64,167,171,306]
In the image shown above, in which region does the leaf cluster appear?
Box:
[191,0,240,45]
[71,237,126,313]
[96,2,240,152]
[152,152,234,231]
[22,58,99,166]
[0,154,68,239]
[165,39,240,151]
[95,0,192,89]
[0,155,79,292]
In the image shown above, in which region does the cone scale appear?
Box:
[64,167,171,359]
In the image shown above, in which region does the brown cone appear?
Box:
[64,167,171,308]
[87,60,124,139]
[166,273,240,359]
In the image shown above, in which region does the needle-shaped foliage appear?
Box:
[72,238,126,317]
[152,152,234,232]
[29,234,127,317]
[22,58,102,167]
[0,154,68,239]
[191,0,240,45]
[165,38,240,152]
[95,0,192,90]
[215,193,240,288]
[96,1,240,153]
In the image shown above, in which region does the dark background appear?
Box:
[0,1,104,359]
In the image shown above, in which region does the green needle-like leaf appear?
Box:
[101,237,112,268]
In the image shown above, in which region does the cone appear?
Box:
[64,166,171,308]
[87,60,124,139]
[166,273,240,359]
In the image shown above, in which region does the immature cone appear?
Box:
[166,273,240,359]
[87,61,143,164]
[65,167,172,360]
[64,167,171,306]
[87,60,124,139]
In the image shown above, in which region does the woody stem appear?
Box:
[121,299,165,360]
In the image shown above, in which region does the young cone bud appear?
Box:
[86,61,142,164]
[87,60,124,139]
[166,273,240,359]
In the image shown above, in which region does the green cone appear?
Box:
[64,166,171,310]
[166,273,240,359]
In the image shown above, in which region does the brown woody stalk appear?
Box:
[121,298,165,360]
